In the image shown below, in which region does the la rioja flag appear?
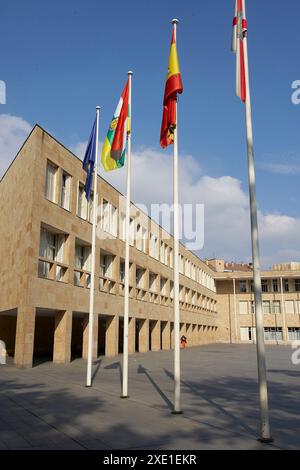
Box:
[231,0,247,102]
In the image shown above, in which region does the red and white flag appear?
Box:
[231,0,247,102]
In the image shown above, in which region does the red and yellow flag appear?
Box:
[160,28,183,148]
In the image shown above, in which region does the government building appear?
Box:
[0,125,299,368]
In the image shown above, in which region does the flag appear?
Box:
[83,119,97,201]
[231,0,247,102]
[101,79,130,171]
[160,28,183,148]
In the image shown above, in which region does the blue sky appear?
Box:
[1,0,300,265]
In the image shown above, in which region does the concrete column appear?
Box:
[150,320,160,351]
[53,310,72,363]
[14,306,36,368]
[128,317,136,353]
[83,314,98,359]
[138,319,149,352]
[161,321,171,350]
[105,315,119,357]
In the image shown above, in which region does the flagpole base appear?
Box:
[172,410,183,415]
[85,385,92,388]
[120,395,130,399]
[257,437,274,444]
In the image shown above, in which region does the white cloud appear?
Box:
[71,143,300,268]
[0,114,32,178]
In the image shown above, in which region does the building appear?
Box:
[0,125,218,368]
[0,126,299,369]
[213,261,300,344]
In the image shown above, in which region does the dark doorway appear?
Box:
[71,315,84,360]
[33,313,55,366]
[135,319,141,352]
[98,317,106,356]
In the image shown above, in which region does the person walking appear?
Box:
[180,335,187,349]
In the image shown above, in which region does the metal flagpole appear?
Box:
[86,105,101,387]
[121,71,133,399]
[242,0,272,442]
[172,18,182,415]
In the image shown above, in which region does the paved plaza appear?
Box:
[0,344,299,450]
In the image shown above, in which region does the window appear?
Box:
[38,260,51,279]
[295,279,300,292]
[272,279,279,293]
[261,280,269,293]
[45,161,58,202]
[160,277,167,296]
[100,200,118,236]
[239,280,247,293]
[149,273,157,292]
[240,327,256,342]
[77,184,93,222]
[264,328,283,342]
[239,301,248,315]
[272,301,281,314]
[160,241,165,264]
[119,213,126,241]
[100,254,113,278]
[262,301,270,314]
[285,300,295,314]
[136,225,142,251]
[75,244,91,271]
[39,228,65,263]
[61,172,71,210]
[170,281,174,299]
[129,218,135,246]
[288,328,300,341]
[136,268,145,289]
[284,279,289,292]
[250,301,255,314]
[179,255,184,274]
[169,248,173,268]
[120,261,125,284]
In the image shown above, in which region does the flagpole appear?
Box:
[171,18,182,415]
[242,0,272,442]
[121,71,133,399]
[86,105,101,387]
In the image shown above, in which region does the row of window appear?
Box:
[240,327,300,342]
[239,300,300,315]
[45,160,216,292]
[38,227,217,312]
[239,278,300,294]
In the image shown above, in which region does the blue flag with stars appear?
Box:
[82,119,97,201]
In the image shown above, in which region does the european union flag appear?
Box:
[82,119,97,201]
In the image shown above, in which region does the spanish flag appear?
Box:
[160,27,183,148]
[101,79,130,171]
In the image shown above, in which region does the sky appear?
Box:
[0,0,300,267]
